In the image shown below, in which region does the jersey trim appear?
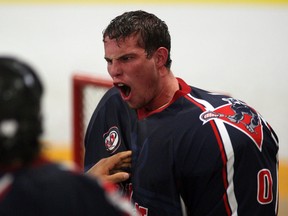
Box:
[185,93,238,216]
[0,174,13,201]
[137,78,191,120]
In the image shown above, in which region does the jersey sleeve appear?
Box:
[84,87,136,197]
[176,110,279,216]
[84,87,134,171]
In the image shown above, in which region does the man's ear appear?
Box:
[154,47,169,68]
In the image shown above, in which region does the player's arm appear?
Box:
[86,150,132,184]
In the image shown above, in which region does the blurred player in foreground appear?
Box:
[0,57,136,216]
[86,10,279,216]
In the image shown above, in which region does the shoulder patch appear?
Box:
[200,98,264,151]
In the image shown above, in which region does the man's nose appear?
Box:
[108,61,123,78]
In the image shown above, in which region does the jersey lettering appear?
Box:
[126,183,148,215]
[257,169,273,204]
[135,202,148,216]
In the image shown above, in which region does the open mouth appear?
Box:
[115,83,131,98]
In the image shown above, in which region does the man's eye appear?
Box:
[121,56,133,61]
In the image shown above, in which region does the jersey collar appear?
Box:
[137,77,191,119]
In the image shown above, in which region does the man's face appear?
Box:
[104,34,160,110]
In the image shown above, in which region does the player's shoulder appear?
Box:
[93,87,131,116]
[190,86,229,99]
[95,87,126,110]
[6,162,134,216]
[15,161,107,196]
[101,86,122,102]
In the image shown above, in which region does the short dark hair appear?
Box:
[103,10,172,68]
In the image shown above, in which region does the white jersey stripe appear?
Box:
[180,195,188,216]
[187,93,238,215]
[215,119,238,216]
[0,174,13,197]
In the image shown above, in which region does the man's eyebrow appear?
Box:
[104,53,135,61]
[104,57,112,63]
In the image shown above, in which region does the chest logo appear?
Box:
[103,126,121,153]
[200,98,263,151]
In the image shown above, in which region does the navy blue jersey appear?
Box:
[0,158,135,216]
[85,87,137,194]
[131,78,279,216]
[84,79,279,216]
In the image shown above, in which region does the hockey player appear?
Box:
[0,57,136,216]
[86,10,279,216]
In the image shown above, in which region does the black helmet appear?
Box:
[0,57,43,166]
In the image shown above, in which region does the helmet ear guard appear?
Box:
[0,57,44,165]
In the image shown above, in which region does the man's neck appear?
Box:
[144,75,179,112]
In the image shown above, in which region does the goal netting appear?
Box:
[72,73,112,169]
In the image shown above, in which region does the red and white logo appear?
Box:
[103,126,121,153]
[200,98,264,151]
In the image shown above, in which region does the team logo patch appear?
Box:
[200,98,264,151]
[103,126,121,154]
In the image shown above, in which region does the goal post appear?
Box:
[72,73,113,169]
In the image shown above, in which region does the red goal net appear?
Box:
[72,74,113,169]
